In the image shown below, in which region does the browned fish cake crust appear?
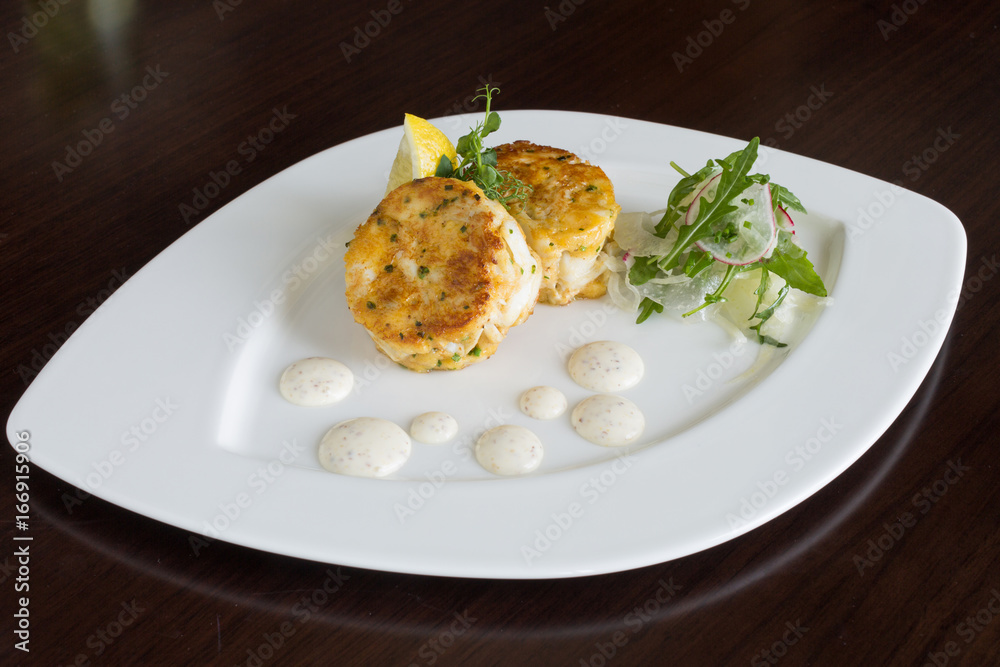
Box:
[495,141,620,305]
[345,177,541,371]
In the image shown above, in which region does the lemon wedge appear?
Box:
[385,114,458,195]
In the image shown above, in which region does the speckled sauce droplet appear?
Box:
[279,357,354,406]
[571,394,645,447]
[410,411,458,444]
[475,425,544,476]
[567,341,644,393]
[318,417,411,477]
[519,386,568,420]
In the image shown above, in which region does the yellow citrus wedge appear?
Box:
[385,113,458,195]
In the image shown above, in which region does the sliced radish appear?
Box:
[683,173,721,227]
[686,180,777,265]
[776,206,796,235]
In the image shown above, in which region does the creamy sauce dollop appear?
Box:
[571,394,645,447]
[318,417,411,477]
[475,425,544,476]
[410,411,458,444]
[280,357,354,406]
[518,386,568,420]
[567,341,644,393]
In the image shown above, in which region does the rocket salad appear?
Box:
[606,137,827,346]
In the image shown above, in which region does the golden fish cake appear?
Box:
[495,141,620,305]
[345,177,542,372]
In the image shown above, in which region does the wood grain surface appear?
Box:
[3,1,999,665]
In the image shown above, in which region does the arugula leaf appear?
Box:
[628,255,661,286]
[750,265,772,320]
[683,262,745,317]
[769,183,807,214]
[683,249,715,278]
[748,173,806,215]
[657,137,760,271]
[748,283,790,347]
[762,231,827,296]
[635,297,664,324]
[654,161,721,236]
[620,137,828,341]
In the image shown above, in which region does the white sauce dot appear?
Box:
[519,386,568,420]
[571,394,645,447]
[410,412,458,444]
[319,417,411,477]
[475,425,544,476]
[280,357,353,406]
[568,341,644,393]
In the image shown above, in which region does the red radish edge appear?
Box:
[777,206,796,235]
[686,178,778,266]
[683,173,721,227]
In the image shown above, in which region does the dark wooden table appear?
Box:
[3,1,999,665]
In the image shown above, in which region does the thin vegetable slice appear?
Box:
[685,176,777,265]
